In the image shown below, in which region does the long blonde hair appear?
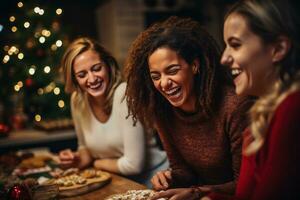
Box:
[61,37,122,116]
[226,0,300,155]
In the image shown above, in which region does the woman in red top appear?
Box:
[205,0,300,199]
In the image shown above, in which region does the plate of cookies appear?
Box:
[105,189,167,200]
[45,168,111,197]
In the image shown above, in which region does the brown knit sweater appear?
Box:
[155,86,254,195]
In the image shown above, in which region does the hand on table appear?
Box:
[151,169,173,190]
[58,149,79,169]
[150,187,211,200]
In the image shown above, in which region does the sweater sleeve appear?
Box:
[249,92,300,200]
[115,83,146,175]
[207,96,253,194]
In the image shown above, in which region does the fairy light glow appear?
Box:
[56,8,63,15]
[9,16,16,22]
[3,55,10,63]
[35,114,41,122]
[34,7,40,13]
[44,66,51,73]
[14,85,20,92]
[18,53,24,59]
[38,88,44,95]
[53,87,60,95]
[58,100,65,108]
[17,2,23,8]
[24,21,30,28]
[17,81,23,88]
[39,36,46,43]
[29,67,36,75]
[11,26,17,32]
[56,40,62,47]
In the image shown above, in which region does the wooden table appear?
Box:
[62,173,147,199]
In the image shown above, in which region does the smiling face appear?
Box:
[221,13,277,97]
[73,49,109,100]
[148,47,198,112]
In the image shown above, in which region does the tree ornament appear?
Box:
[25,78,33,87]
[7,184,31,200]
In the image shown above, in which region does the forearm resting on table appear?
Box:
[202,180,236,195]
[93,158,120,174]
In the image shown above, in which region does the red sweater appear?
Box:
[156,87,253,194]
[209,90,300,200]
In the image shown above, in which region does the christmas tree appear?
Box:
[0,1,71,130]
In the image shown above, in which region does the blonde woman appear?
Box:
[59,37,167,187]
[205,0,300,199]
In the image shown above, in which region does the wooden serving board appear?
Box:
[58,171,111,197]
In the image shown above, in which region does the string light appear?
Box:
[34,7,40,13]
[3,55,10,63]
[39,36,46,43]
[58,100,65,108]
[34,32,40,38]
[17,81,23,88]
[9,16,16,22]
[42,29,51,37]
[29,65,36,75]
[39,9,44,15]
[56,40,62,47]
[17,2,23,8]
[37,88,44,95]
[35,114,42,122]
[51,44,57,51]
[45,82,55,93]
[44,66,51,73]
[14,85,21,92]
[53,87,60,95]
[18,53,24,59]
[11,26,17,32]
[4,46,9,51]
[24,21,30,28]
[56,8,63,15]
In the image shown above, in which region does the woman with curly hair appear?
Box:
[125,16,254,199]
[204,0,300,199]
[59,37,167,186]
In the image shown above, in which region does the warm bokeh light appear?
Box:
[42,29,51,37]
[56,8,63,15]
[29,66,36,75]
[39,9,45,15]
[58,100,65,108]
[14,85,20,92]
[44,66,51,73]
[56,40,62,47]
[17,81,23,88]
[39,36,46,43]
[17,2,24,8]
[24,21,30,28]
[34,7,40,13]
[51,44,57,51]
[35,114,42,122]
[18,53,24,59]
[53,87,60,95]
[9,16,16,22]
[3,55,10,63]
[11,26,17,32]
[37,88,44,95]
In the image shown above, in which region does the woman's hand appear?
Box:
[151,169,173,190]
[58,149,80,169]
[151,187,211,200]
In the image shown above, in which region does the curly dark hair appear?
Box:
[125,16,230,129]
